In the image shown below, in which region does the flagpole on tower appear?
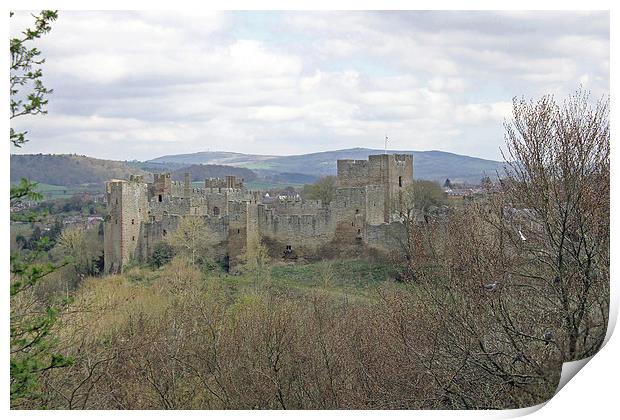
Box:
[385,134,388,154]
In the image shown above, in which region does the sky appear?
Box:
[10,10,610,161]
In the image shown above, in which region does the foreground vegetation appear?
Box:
[13,256,561,409]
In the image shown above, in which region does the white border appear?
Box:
[2,2,616,419]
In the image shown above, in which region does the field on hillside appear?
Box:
[33,183,104,199]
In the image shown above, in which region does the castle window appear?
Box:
[131,219,135,225]
[158,194,163,202]
[163,229,167,237]
[399,176,402,187]
[351,222,354,226]
[132,236,135,241]
[115,198,118,204]
[237,229,240,234]
[355,209,359,214]
[286,245,292,251]
[357,229,361,234]
[213,206,220,216]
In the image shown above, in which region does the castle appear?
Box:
[103,153,413,273]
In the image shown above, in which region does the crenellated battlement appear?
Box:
[104,154,414,273]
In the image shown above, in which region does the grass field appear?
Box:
[126,258,402,302]
[32,183,104,199]
[212,258,402,301]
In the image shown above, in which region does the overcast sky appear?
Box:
[10,10,609,161]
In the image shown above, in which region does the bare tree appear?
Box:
[167,216,215,266]
[394,180,447,265]
[302,176,337,205]
[501,89,610,361]
[240,232,271,293]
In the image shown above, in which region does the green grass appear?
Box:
[112,258,404,303]
[265,259,400,300]
[240,163,278,171]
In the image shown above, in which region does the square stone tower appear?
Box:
[153,173,171,202]
[336,153,414,223]
[104,178,149,273]
[368,154,414,221]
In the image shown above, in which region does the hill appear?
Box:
[11,148,507,191]
[151,151,278,167]
[149,148,506,184]
[10,155,260,190]
[10,154,149,186]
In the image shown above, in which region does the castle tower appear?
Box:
[367,154,414,221]
[104,178,149,273]
[153,173,171,202]
[336,154,414,223]
[184,172,191,198]
[226,200,249,271]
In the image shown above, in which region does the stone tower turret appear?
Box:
[104,178,149,273]
[367,154,414,221]
[184,172,191,198]
[153,173,171,202]
[336,153,414,223]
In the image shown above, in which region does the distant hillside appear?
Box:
[263,172,318,185]
[151,151,277,167]
[125,160,188,172]
[149,148,507,184]
[11,154,149,186]
[170,164,257,182]
[12,148,507,190]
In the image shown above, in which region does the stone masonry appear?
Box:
[103,154,414,273]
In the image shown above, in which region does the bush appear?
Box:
[150,242,175,268]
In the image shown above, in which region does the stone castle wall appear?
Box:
[256,205,334,252]
[139,214,230,263]
[104,153,414,272]
[337,159,370,187]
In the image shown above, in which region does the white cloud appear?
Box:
[9,10,609,161]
